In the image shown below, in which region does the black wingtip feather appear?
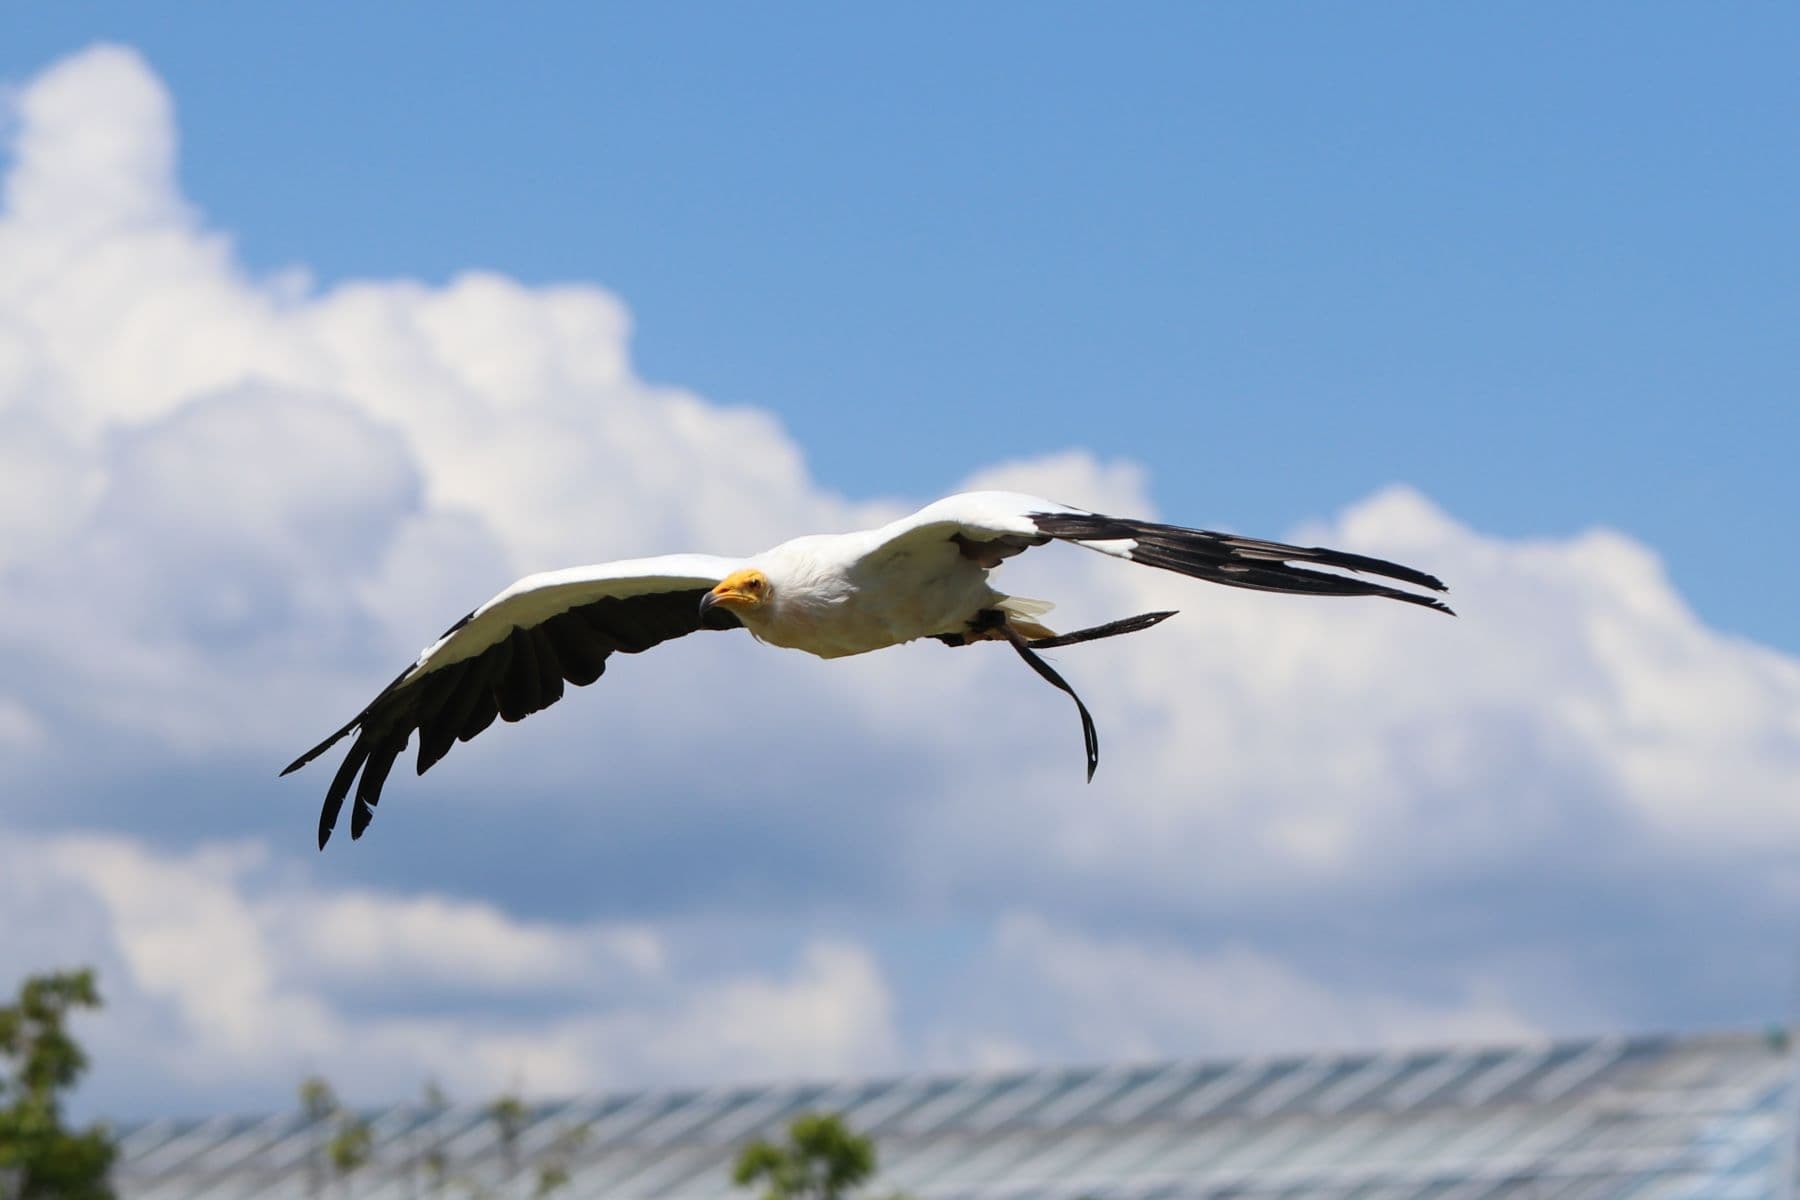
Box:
[418,658,494,776]
[458,690,499,743]
[499,626,539,721]
[351,738,404,840]
[1220,535,1451,595]
[318,737,372,850]
[282,718,357,777]
[1032,512,1452,614]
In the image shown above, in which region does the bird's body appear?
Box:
[286,491,1451,848]
[737,515,1022,657]
[726,534,913,658]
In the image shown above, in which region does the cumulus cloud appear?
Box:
[891,480,1800,911]
[0,46,870,756]
[0,831,896,1112]
[1,43,1797,1116]
[973,913,1539,1061]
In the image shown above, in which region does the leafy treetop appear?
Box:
[732,1113,879,1200]
[0,968,116,1200]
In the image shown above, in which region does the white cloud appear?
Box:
[0,831,895,1111]
[973,913,1540,1062]
[2,43,185,240]
[0,44,868,756]
[269,888,666,990]
[0,42,1798,1117]
[560,941,899,1088]
[0,694,45,747]
[892,479,1800,922]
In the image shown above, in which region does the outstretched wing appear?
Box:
[871,491,1452,612]
[284,554,745,848]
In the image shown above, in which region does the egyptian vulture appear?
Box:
[286,491,1450,847]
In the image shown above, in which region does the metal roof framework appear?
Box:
[111,1031,1799,1200]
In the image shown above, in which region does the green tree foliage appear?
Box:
[0,968,116,1200]
[532,1121,590,1197]
[327,1115,373,1181]
[297,1074,375,1197]
[532,1163,570,1197]
[733,1113,878,1200]
[298,1076,337,1199]
[299,1076,338,1124]
[486,1093,527,1179]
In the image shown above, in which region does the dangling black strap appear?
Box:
[973,608,1178,782]
[1001,625,1102,782]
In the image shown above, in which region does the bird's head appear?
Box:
[699,568,771,628]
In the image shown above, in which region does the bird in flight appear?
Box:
[286,491,1450,847]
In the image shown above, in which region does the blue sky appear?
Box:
[1,7,1798,1119]
[7,4,1796,650]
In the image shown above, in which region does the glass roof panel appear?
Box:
[105,1031,1797,1200]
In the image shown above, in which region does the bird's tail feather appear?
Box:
[994,594,1058,641]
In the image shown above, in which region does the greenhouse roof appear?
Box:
[113,1029,1798,1200]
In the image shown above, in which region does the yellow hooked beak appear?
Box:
[699,569,769,624]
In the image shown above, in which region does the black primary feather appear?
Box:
[1030,512,1453,614]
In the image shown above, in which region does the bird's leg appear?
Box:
[936,608,1177,780]
[998,622,1102,782]
[932,607,1012,647]
[941,606,1100,780]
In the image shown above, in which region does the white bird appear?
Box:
[286,491,1450,847]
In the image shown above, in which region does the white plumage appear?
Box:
[286,491,1450,847]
